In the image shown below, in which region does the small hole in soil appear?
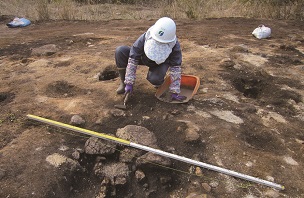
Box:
[233,78,262,99]
[243,87,260,98]
[0,92,15,104]
[0,94,8,102]
[99,70,119,81]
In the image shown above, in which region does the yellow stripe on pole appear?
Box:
[26,114,131,145]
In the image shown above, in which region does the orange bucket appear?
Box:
[155,74,200,103]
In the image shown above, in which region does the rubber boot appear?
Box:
[116,69,126,94]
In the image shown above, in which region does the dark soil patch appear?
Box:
[45,80,87,98]
[0,15,14,23]
[99,90,202,154]
[268,55,303,66]
[221,68,303,116]
[99,65,119,81]
[0,36,105,60]
[0,92,15,105]
[239,127,286,155]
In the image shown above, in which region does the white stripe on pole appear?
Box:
[130,142,284,190]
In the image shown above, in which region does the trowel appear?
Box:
[114,92,130,110]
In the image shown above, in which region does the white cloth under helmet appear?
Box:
[144,27,176,65]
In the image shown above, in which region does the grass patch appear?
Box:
[0,0,303,21]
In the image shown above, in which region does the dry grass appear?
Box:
[238,0,304,20]
[0,0,163,21]
[0,0,303,21]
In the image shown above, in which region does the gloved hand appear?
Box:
[171,93,187,101]
[125,84,133,94]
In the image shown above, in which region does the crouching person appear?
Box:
[115,17,186,101]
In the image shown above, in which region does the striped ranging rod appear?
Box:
[27,114,285,190]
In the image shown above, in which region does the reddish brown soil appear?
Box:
[0,16,304,198]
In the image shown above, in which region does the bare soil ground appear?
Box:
[0,16,304,198]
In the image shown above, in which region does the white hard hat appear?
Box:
[150,17,176,43]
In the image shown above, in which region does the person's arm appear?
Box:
[169,66,182,94]
[124,33,145,86]
[168,41,182,94]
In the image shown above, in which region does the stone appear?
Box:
[136,152,172,167]
[142,116,150,120]
[94,162,130,185]
[283,156,299,166]
[114,176,127,185]
[185,127,200,142]
[209,181,219,188]
[96,178,110,198]
[31,44,59,56]
[231,44,249,53]
[209,110,244,124]
[84,137,116,155]
[266,175,275,182]
[245,161,253,167]
[219,58,235,68]
[184,122,200,142]
[135,170,145,182]
[55,57,71,67]
[110,109,126,117]
[45,153,81,171]
[201,183,211,192]
[166,146,176,154]
[195,167,203,176]
[119,148,143,163]
[264,189,280,198]
[70,115,85,126]
[116,125,158,147]
[96,185,107,198]
[189,166,196,174]
[72,150,80,160]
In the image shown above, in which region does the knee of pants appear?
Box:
[115,46,129,54]
[147,75,164,86]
